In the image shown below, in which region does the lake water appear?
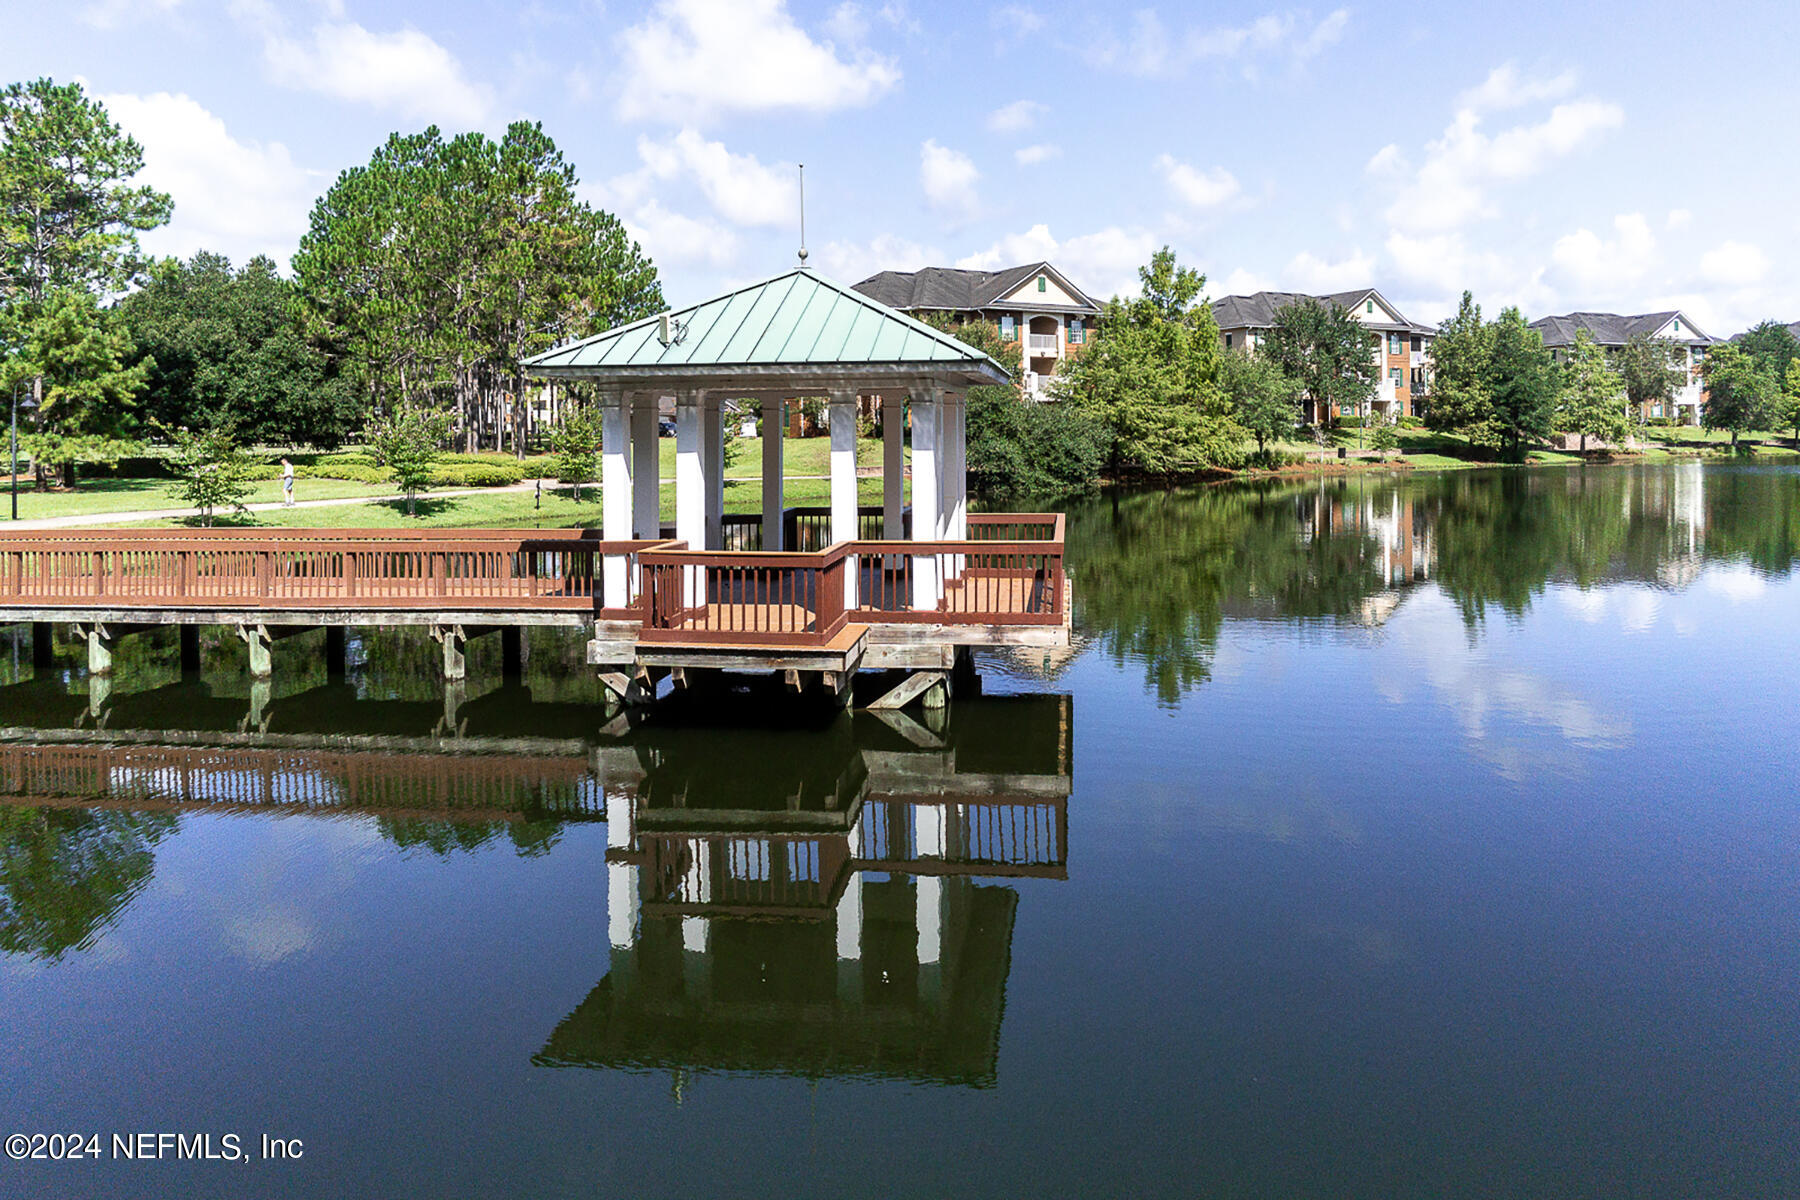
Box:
[1,460,1797,1198]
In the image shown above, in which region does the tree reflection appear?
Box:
[0,807,178,962]
[374,817,563,858]
[1067,463,1800,701]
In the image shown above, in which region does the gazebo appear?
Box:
[523,266,1068,709]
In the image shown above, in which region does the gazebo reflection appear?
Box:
[536,696,1072,1087]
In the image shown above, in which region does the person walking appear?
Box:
[281,458,295,507]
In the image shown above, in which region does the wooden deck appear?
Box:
[0,514,1068,669]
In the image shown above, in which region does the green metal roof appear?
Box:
[523,267,1010,387]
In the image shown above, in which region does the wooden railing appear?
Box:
[0,513,1065,644]
[639,834,850,917]
[0,531,662,615]
[637,543,850,645]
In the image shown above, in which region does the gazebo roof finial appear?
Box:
[796,163,808,266]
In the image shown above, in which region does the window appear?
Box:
[1411,335,1422,352]
[1390,368,1403,386]
[1388,333,1401,354]
[1671,318,1680,333]
[1223,332,1233,350]
[1000,314,1016,341]
[1037,275,1047,292]
[1070,317,1085,345]
[1366,300,1374,314]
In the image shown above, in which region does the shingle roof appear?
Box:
[523,267,1009,385]
[853,262,1101,313]
[1529,311,1716,348]
[1211,289,1434,336]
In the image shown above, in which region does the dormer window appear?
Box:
[1038,275,1047,292]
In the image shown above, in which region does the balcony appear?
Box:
[1027,333,1060,354]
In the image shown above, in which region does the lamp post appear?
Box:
[11,385,35,521]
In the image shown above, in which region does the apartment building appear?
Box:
[854,262,1102,400]
[1210,288,1437,423]
[1530,311,1716,424]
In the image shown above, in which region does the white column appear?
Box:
[630,394,661,540]
[600,389,632,603]
[675,390,706,606]
[829,387,860,609]
[882,393,904,539]
[762,396,785,551]
[910,386,942,611]
[702,396,724,550]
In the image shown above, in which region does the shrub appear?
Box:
[434,461,524,488]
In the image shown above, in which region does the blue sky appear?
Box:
[7,0,1797,334]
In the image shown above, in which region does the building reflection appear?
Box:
[537,696,1073,1088]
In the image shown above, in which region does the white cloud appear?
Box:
[1014,143,1062,166]
[632,130,797,227]
[1550,212,1655,290]
[993,4,1046,34]
[1698,240,1769,287]
[1215,267,1272,297]
[1666,208,1692,231]
[1156,153,1241,209]
[238,10,494,125]
[1364,143,1408,177]
[614,0,900,122]
[987,99,1047,133]
[81,0,181,29]
[1089,8,1350,77]
[815,232,941,283]
[1286,249,1376,292]
[1385,229,1551,315]
[101,91,321,267]
[957,223,1155,299]
[1457,63,1577,113]
[622,199,739,267]
[920,139,980,219]
[1384,97,1624,231]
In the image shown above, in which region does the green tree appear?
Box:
[294,123,662,453]
[117,252,359,446]
[1259,297,1378,428]
[1424,292,1495,437]
[1219,348,1301,460]
[1054,247,1242,476]
[548,403,601,500]
[0,79,171,442]
[0,287,146,486]
[1781,360,1800,446]
[1734,320,1799,384]
[366,406,452,515]
[921,313,1103,495]
[164,422,253,525]
[1617,332,1688,423]
[1699,342,1774,447]
[1557,330,1629,453]
[1484,307,1558,460]
[1368,406,1401,457]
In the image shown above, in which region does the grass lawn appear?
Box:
[658,435,899,479]
[4,476,406,520]
[121,478,896,530]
